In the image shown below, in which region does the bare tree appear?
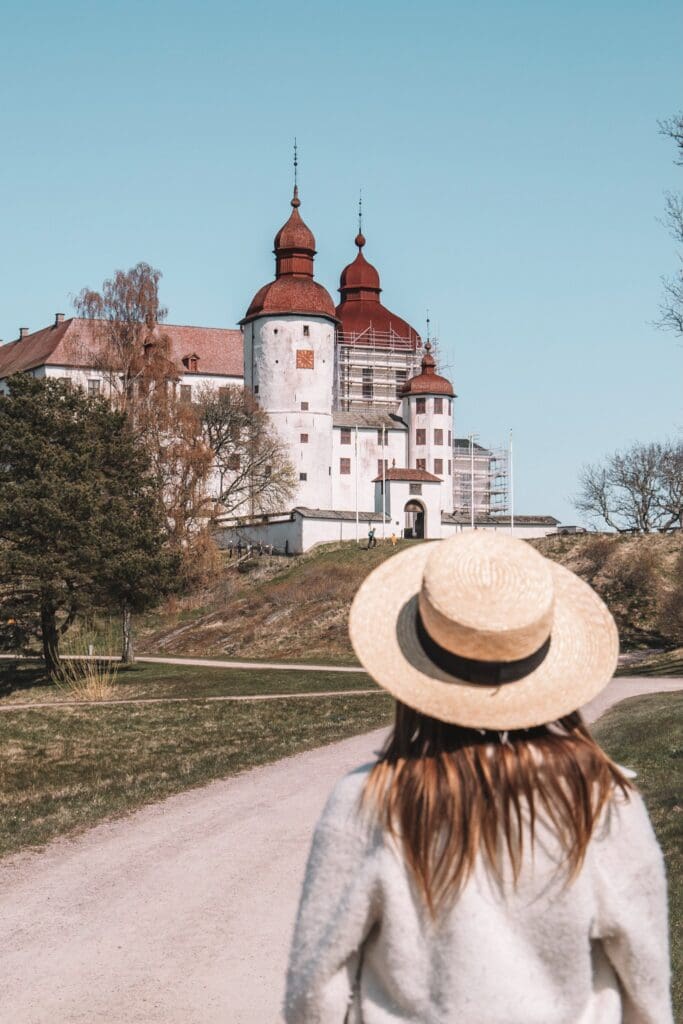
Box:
[74,262,178,410]
[575,440,683,532]
[658,113,683,337]
[197,385,297,517]
[74,263,214,659]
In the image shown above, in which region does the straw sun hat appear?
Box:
[349,533,619,730]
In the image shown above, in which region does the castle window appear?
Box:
[219,387,229,398]
[254,384,259,395]
[299,472,307,481]
[296,349,314,369]
[303,325,310,337]
[416,428,426,446]
[362,366,373,400]
[300,433,309,443]
[434,428,443,446]
[181,354,199,372]
[301,401,309,411]
[448,460,452,474]
[409,483,423,495]
[434,397,443,414]
[448,430,452,446]
[377,458,388,476]
[227,454,240,471]
[340,428,351,445]
[180,384,192,402]
[340,458,351,475]
[416,397,426,414]
[88,379,101,397]
[416,458,426,471]
[377,428,384,445]
[395,369,407,398]
[434,458,443,475]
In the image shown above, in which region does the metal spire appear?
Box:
[358,190,363,235]
[293,137,298,189]
[426,310,431,342]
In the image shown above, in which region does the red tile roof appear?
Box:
[0,318,244,379]
[372,468,442,483]
[242,277,337,324]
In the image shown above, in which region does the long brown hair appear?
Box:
[363,701,631,917]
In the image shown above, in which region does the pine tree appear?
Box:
[0,375,175,677]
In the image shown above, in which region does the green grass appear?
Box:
[0,694,393,859]
[593,692,683,1018]
[0,658,376,705]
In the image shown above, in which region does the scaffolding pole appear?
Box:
[509,429,514,535]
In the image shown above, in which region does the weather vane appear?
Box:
[358,190,363,234]
[426,309,431,342]
[293,137,298,189]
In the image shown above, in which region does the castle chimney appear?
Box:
[19,327,29,339]
[55,313,65,325]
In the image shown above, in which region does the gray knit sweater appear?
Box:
[284,764,672,1024]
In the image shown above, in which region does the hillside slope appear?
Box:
[137,534,683,663]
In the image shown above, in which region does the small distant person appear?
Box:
[390,532,397,547]
[285,533,672,1024]
[367,526,377,549]
[285,539,290,557]
[227,541,234,559]
[236,539,243,557]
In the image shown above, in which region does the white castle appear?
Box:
[0,183,560,552]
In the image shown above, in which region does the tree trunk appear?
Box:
[40,601,60,680]
[121,603,135,665]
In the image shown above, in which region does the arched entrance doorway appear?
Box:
[404,500,426,539]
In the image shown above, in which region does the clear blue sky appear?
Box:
[1,0,681,524]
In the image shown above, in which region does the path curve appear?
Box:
[0,689,381,711]
[0,652,363,673]
[0,676,680,1024]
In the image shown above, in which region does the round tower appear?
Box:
[240,186,337,509]
[401,342,455,508]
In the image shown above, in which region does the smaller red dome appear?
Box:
[401,342,454,397]
[339,250,381,293]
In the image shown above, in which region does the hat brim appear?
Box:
[349,543,619,730]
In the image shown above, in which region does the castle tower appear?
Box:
[240,185,337,509]
[335,222,421,412]
[401,341,455,510]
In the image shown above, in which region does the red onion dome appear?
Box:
[336,231,420,347]
[241,187,336,325]
[339,233,381,293]
[273,187,316,254]
[401,342,454,397]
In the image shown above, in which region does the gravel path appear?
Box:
[0,676,680,1024]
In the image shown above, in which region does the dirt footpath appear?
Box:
[0,676,680,1024]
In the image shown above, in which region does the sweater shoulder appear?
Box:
[316,763,375,837]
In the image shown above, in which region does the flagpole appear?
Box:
[355,426,359,544]
[469,432,475,530]
[381,425,386,541]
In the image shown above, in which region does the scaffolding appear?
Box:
[451,438,509,517]
[335,328,422,412]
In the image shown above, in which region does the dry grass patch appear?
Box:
[0,693,393,858]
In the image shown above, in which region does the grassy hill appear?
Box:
[136,533,683,664]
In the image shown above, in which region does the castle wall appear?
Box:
[331,425,406,513]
